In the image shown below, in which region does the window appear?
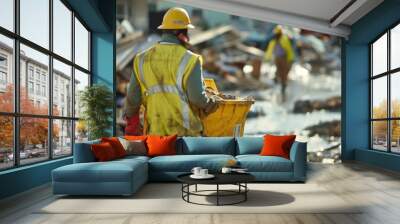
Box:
[370,23,400,154]
[28,67,34,80]
[0,0,14,32]
[42,85,46,97]
[53,0,72,60]
[0,116,13,170]
[0,0,91,170]
[0,35,13,112]
[0,54,8,90]
[74,69,89,118]
[28,81,34,94]
[20,0,49,49]
[0,71,7,83]
[36,83,40,95]
[74,18,90,70]
[35,70,41,81]
[0,54,7,67]
[53,59,72,117]
[53,119,72,158]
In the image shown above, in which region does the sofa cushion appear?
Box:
[147,135,177,157]
[149,154,235,172]
[119,138,147,156]
[260,134,296,159]
[91,142,118,161]
[236,137,263,155]
[236,155,293,172]
[178,137,235,155]
[53,158,147,183]
[101,137,127,158]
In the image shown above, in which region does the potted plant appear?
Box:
[79,84,113,140]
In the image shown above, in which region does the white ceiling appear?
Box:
[166,0,384,37]
[226,0,352,22]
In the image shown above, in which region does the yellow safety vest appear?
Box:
[264,35,295,62]
[133,42,203,136]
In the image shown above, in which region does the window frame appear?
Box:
[370,20,400,154]
[0,0,92,171]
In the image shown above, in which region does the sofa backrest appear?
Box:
[177,137,236,155]
[73,139,100,163]
[235,137,264,155]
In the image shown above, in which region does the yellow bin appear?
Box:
[202,79,254,137]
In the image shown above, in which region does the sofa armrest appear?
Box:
[289,141,307,181]
[73,140,100,163]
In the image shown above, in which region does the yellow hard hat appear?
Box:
[157,7,195,30]
[273,25,283,34]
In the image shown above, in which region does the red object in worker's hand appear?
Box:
[125,114,142,135]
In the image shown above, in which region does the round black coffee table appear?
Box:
[177,173,255,206]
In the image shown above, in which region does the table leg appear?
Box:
[195,184,198,192]
[187,184,190,202]
[245,183,247,201]
[217,184,219,206]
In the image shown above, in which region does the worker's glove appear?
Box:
[207,94,221,103]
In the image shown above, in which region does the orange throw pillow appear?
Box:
[260,134,296,159]
[124,135,148,141]
[146,135,177,157]
[91,142,117,161]
[101,137,126,158]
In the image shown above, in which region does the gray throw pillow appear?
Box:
[118,137,147,156]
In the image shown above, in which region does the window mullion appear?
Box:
[71,10,76,155]
[388,30,391,152]
[48,0,54,160]
[13,0,21,167]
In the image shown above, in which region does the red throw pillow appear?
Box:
[260,134,296,159]
[101,137,126,158]
[146,135,177,157]
[91,142,117,161]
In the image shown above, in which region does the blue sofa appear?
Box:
[52,137,307,196]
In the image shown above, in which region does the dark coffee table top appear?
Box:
[177,172,255,185]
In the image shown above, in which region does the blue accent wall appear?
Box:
[0,0,116,200]
[0,158,72,199]
[342,0,400,171]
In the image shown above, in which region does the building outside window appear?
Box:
[41,85,46,97]
[0,54,7,90]
[35,70,40,81]
[0,0,91,170]
[41,73,46,83]
[28,81,34,94]
[0,71,6,84]
[35,83,40,95]
[28,66,34,80]
[370,23,400,154]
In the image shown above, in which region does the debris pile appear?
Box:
[293,96,341,113]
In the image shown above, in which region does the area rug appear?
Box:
[37,183,361,214]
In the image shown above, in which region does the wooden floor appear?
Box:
[1,162,400,224]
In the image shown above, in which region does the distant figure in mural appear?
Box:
[124,7,217,136]
[265,25,295,102]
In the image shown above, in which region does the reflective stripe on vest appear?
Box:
[138,54,146,88]
[137,51,193,130]
[176,52,192,130]
[146,85,178,95]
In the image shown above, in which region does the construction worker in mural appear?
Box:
[124,7,218,136]
[265,25,295,102]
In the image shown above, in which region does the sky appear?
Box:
[0,0,89,75]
